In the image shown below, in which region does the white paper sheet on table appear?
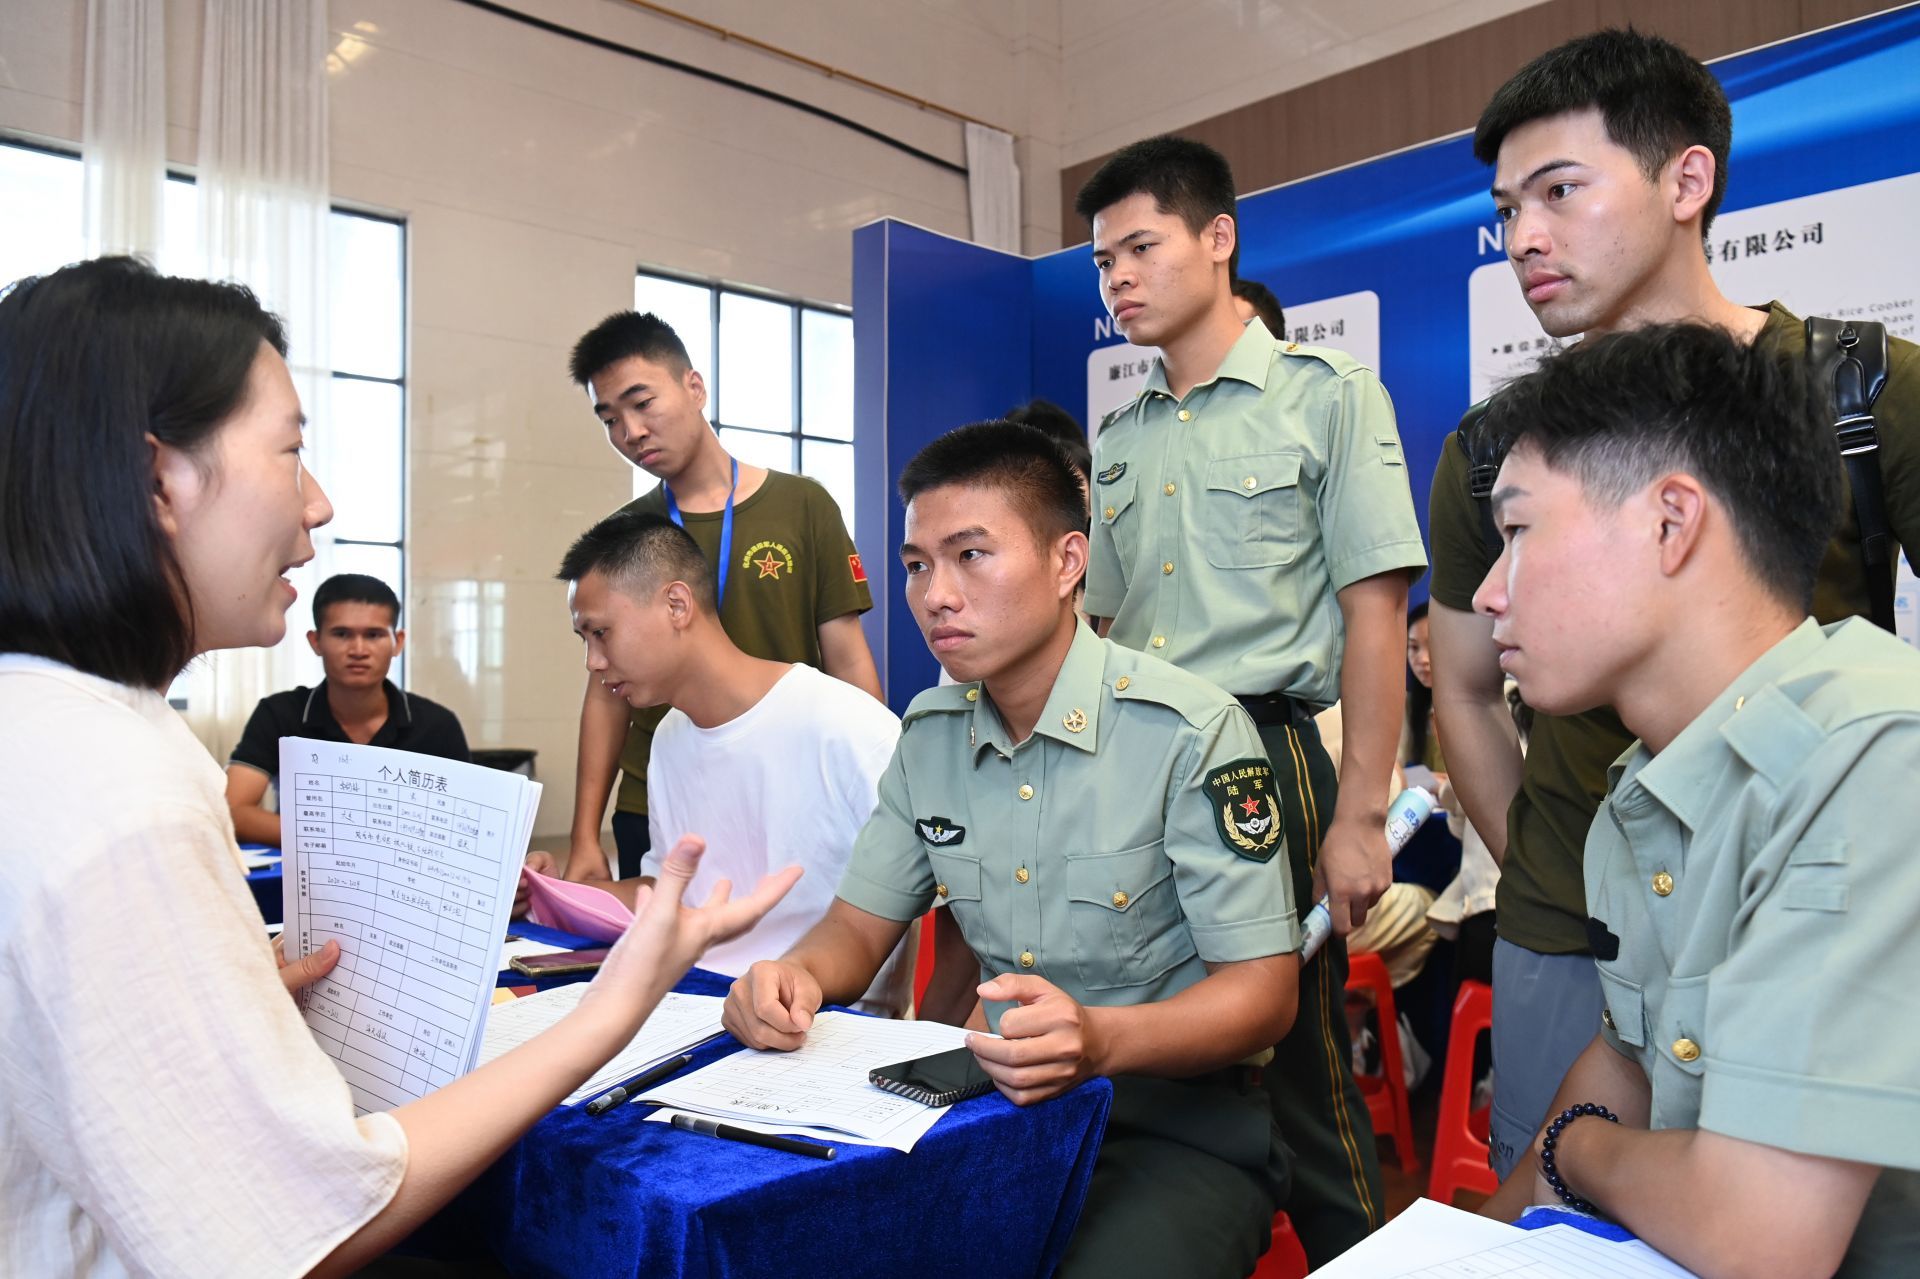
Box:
[1308,1200,1699,1278]
[497,937,569,969]
[477,984,727,1105]
[639,1011,984,1152]
[279,736,541,1114]
[242,850,282,870]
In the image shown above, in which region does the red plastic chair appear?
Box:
[912,909,938,1010]
[1427,979,1499,1205]
[1345,949,1420,1175]
[1247,1211,1309,1279]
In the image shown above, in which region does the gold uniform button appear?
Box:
[1735,695,1746,711]
[1177,409,1192,422]
[935,883,948,899]
[1111,891,1129,909]
[1602,1008,1616,1032]
[1162,561,1174,575]
[1164,482,1177,496]
[1015,867,1029,884]
[964,687,979,702]
[1018,784,1034,801]
[1243,475,1257,490]
[1151,635,1166,648]
[1115,676,1131,691]
[1019,951,1035,969]
[1652,871,1675,897]
[1672,1037,1701,1063]
[1103,505,1116,520]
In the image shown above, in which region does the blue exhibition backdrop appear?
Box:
[855,5,1920,708]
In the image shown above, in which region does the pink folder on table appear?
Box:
[519,869,632,943]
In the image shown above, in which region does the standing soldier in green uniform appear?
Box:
[1470,322,1919,1278]
[724,421,1304,1279]
[1427,30,1920,1180]
[1074,135,1427,1260]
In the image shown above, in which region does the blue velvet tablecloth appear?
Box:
[415,960,1113,1279]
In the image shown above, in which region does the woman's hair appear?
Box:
[0,257,288,689]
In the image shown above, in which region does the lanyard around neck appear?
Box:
[662,456,739,607]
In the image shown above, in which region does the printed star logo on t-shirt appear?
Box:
[755,552,783,580]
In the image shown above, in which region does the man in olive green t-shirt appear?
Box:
[1428,30,1920,1178]
[560,311,881,881]
[1469,321,1918,1279]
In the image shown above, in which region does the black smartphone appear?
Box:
[508,947,611,977]
[868,1045,995,1107]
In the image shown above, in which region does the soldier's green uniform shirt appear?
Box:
[1430,302,1920,953]
[614,471,870,815]
[1586,618,1920,1275]
[1085,319,1427,704]
[836,625,1301,1027]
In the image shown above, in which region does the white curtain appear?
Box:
[965,122,1021,254]
[82,0,168,258]
[177,0,335,763]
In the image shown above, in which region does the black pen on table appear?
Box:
[583,1054,695,1116]
[669,1112,837,1160]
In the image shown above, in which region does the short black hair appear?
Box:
[897,420,1089,546]
[568,311,694,388]
[313,573,401,630]
[1232,278,1286,339]
[1474,28,1732,240]
[556,509,717,612]
[1478,323,1840,610]
[1005,399,1091,481]
[0,257,288,690]
[1074,134,1239,273]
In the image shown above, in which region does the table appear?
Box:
[413,954,1113,1279]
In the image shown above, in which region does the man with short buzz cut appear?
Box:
[528,510,912,1016]
[1426,27,1920,1179]
[724,420,1302,1278]
[1468,322,1920,1277]
[1074,132,1425,1260]
[226,573,469,845]
[563,310,882,888]
[1231,277,1286,343]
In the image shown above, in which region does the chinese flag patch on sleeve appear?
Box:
[849,553,868,583]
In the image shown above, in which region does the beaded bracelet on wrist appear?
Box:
[1538,1102,1619,1212]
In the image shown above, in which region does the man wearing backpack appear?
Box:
[1426,28,1920,1179]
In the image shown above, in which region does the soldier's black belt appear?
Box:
[1235,691,1311,728]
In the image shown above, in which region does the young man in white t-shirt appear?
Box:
[535,509,911,1016]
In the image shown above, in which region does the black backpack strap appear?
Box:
[1807,316,1894,631]
[1455,398,1503,561]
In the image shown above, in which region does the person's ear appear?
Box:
[1670,146,1717,230]
[149,431,199,539]
[1207,213,1237,266]
[663,579,698,630]
[1651,473,1709,576]
[306,629,322,656]
[1056,530,1090,601]
[684,367,708,415]
[391,627,407,657]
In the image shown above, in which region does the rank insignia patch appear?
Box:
[1095,461,1127,485]
[1203,758,1281,862]
[916,817,966,847]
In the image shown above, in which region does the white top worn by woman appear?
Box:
[0,655,407,1277]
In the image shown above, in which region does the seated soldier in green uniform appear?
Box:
[722,420,1303,1279]
[1472,323,1920,1277]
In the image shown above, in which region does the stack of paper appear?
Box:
[279,737,542,1114]
[640,1012,984,1152]
[477,984,727,1105]
[1310,1198,1699,1278]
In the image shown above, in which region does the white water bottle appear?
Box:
[1299,785,1435,962]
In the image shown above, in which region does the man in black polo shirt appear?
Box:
[225,574,469,845]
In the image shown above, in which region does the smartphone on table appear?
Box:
[868,1045,996,1106]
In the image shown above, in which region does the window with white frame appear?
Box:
[0,138,408,686]
[633,271,855,537]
